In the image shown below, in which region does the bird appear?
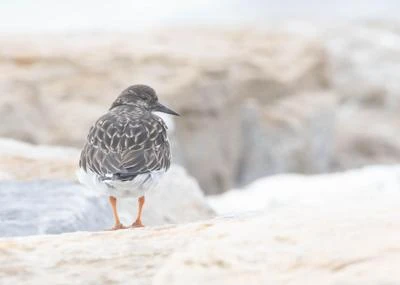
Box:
[77,84,179,230]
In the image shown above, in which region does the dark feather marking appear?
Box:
[79,105,171,178]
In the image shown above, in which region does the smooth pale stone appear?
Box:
[0,166,214,237]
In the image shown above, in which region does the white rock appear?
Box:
[326,22,400,170]
[0,180,112,237]
[0,167,214,237]
[1,164,399,285]
[117,165,215,226]
[208,165,400,215]
[333,108,400,170]
[237,91,337,186]
[0,30,327,193]
[0,137,79,159]
[2,25,400,194]
[0,171,14,180]
[327,22,400,108]
[0,137,79,181]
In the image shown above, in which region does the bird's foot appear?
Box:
[107,223,127,231]
[131,220,144,228]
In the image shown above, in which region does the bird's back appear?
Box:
[79,105,171,182]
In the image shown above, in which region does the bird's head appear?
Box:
[110,84,180,116]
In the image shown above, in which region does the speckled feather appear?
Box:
[79,105,171,182]
[78,85,176,198]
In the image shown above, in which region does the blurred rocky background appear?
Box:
[2,22,400,194]
[1,1,400,284]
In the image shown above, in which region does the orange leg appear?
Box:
[108,196,126,230]
[131,196,145,228]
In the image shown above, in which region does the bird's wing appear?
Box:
[79,112,170,179]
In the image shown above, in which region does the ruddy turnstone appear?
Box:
[77,84,179,230]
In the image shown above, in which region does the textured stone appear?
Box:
[3,24,400,193]
[327,22,400,108]
[0,30,328,193]
[0,138,79,181]
[326,22,400,170]
[0,181,111,237]
[1,166,399,284]
[237,91,337,186]
[333,108,400,170]
[0,139,214,236]
[0,165,214,237]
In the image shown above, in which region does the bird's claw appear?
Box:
[107,223,127,231]
[131,221,144,228]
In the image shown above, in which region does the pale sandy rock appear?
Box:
[333,108,400,170]
[208,165,400,215]
[0,171,14,180]
[0,166,214,237]
[0,138,79,181]
[327,22,400,108]
[0,139,214,234]
[167,31,328,193]
[326,22,400,170]
[4,25,400,193]
[175,105,243,193]
[0,181,112,237]
[237,91,337,186]
[0,29,328,193]
[0,164,399,285]
[0,30,327,147]
[154,210,400,285]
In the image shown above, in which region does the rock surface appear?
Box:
[326,22,400,170]
[208,165,400,215]
[0,165,214,237]
[1,166,399,284]
[327,22,400,108]
[237,91,337,186]
[0,181,112,237]
[0,29,329,193]
[0,139,214,236]
[0,138,79,181]
[2,24,400,193]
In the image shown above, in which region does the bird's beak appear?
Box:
[153,102,180,116]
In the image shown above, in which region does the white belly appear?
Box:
[76,168,165,198]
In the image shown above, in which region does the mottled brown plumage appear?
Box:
[77,84,179,230]
[79,104,171,181]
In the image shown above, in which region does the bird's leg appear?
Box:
[108,196,126,230]
[131,196,145,228]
